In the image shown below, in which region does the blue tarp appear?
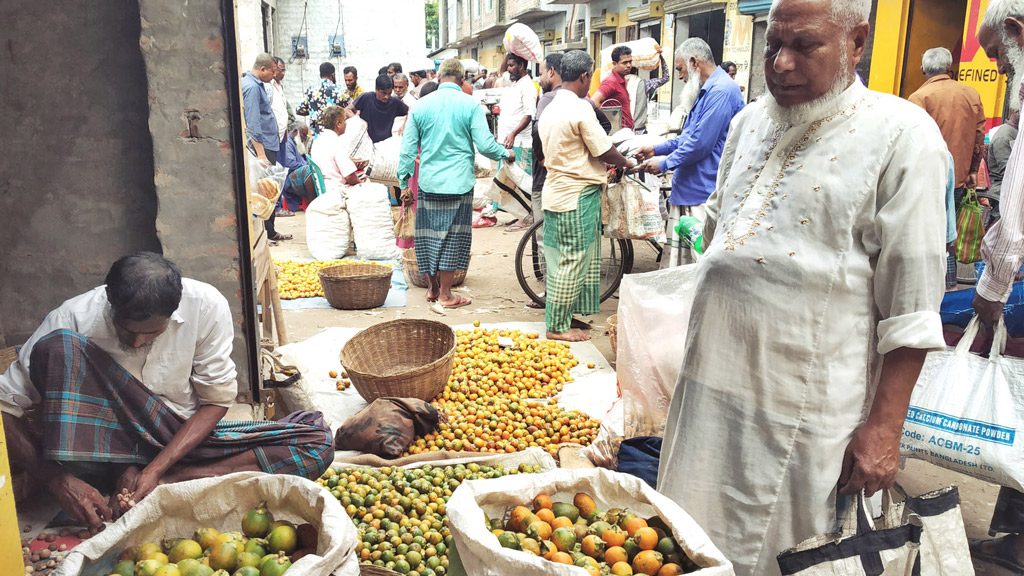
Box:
[940,282,1024,334]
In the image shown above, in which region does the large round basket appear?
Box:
[340,319,456,403]
[402,249,468,288]
[360,565,401,576]
[317,264,392,310]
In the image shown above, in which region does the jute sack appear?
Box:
[56,471,360,576]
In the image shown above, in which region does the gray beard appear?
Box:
[1006,41,1024,112]
[118,340,155,357]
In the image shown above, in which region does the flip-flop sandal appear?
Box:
[276,210,296,217]
[269,233,293,241]
[441,296,472,309]
[526,301,544,309]
[970,537,1024,573]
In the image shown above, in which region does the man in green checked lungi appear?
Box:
[538,51,636,342]
[0,253,333,528]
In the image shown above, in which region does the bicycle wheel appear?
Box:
[515,220,632,306]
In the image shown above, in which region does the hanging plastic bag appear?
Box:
[955,188,985,263]
[605,174,663,239]
[503,23,543,62]
[883,485,973,576]
[249,153,289,220]
[900,316,1024,491]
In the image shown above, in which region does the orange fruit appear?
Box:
[573,493,597,520]
[657,564,684,576]
[634,527,659,551]
[507,506,533,532]
[602,525,627,548]
[536,508,555,524]
[605,546,629,565]
[550,551,574,565]
[612,562,635,576]
[623,517,649,537]
[540,540,558,560]
[551,516,574,530]
[533,494,553,510]
[551,527,577,552]
[526,520,552,541]
[632,550,664,576]
[581,534,606,558]
[585,566,600,576]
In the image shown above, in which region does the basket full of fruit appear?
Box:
[446,468,734,576]
[56,472,360,576]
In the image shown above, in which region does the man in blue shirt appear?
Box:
[240,54,281,165]
[637,38,744,267]
[398,59,513,308]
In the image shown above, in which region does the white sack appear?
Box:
[448,467,734,576]
[346,182,402,261]
[486,162,532,221]
[504,23,543,62]
[368,136,402,186]
[883,486,973,576]
[601,38,662,72]
[617,265,700,439]
[306,189,352,260]
[56,471,359,576]
[900,317,1024,491]
[473,181,493,210]
[475,153,496,179]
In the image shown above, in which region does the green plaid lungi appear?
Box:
[30,330,333,479]
[544,185,602,333]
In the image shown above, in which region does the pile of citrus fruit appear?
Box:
[274,259,394,300]
[88,503,309,576]
[490,492,696,576]
[319,461,542,575]
[405,328,601,456]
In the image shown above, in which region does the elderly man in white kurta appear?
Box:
[657,0,948,574]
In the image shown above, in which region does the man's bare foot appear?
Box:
[439,295,472,308]
[547,329,591,342]
[425,288,439,302]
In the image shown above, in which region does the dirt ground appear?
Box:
[270,210,1004,543]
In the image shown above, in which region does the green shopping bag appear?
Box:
[955,189,985,264]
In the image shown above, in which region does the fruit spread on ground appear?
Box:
[274,259,395,300]
[83,503,310,576]
[491,492,698,576]
[403,328,602,456]
[318,461,543,575]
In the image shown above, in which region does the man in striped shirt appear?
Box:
[976,4,1024,324]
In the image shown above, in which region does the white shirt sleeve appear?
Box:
[0,308,77,417]
[521,79,537,117]
[870,118,948,354]
[189,291,238,407]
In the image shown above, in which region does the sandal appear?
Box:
[268,232,293,241]
[276,209,295,217]
[970,536,1024,572]
[440,295,472,309]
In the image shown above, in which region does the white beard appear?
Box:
[764,50,853,127]
[678,66,703,113]
[1006,41,1024,112]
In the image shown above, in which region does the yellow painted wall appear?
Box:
[0,417,22,570]
[867,0,911,94]
[478,46,503,72]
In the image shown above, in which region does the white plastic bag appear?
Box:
[367,136,402,186]
[447,467,734,575]
[56,472,359,576]
[617,265,699,439]
[580,399,625,469]
[883,486,973,576]
[486,162,532,221]
[900,317,1024,491]
[306,189,352,260]
[777,493,921,576]
[601,38,662,72]
[346,182,402,261]
[604,175,663,239]
[504,23,543,62]
[248,154,290,219]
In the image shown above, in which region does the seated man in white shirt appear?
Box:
[0,253,333,528]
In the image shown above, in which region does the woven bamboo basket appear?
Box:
[318,264,392,310]
[340,319,455,403]
[360,565,402,576]
[401,249,468,288]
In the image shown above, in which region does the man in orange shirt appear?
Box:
[909,47,986,193]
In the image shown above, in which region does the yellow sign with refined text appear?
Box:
[960,0,1007,129]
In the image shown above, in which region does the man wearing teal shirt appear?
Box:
[398,58,513,308]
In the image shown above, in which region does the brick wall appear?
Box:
[505,0,540,20]
[240,0,427,109]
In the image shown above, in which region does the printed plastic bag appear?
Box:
[503,23,543,62]
[955,188,985,263]
[249,153,290,219]
[617,265,700,438]
[367,136,402,186]
[900,317,1024,491]
[346,182,402,261]
[448,468,734,575]
[604,174,663,239]
[601,38,663,72]
[306,190,352,260]
[56,472,359,576]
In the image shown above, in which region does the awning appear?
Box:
[737,0,772,15]
[663,0,727,17]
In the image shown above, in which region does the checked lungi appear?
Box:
[415,189,473,276]
[544,185,602,333]
[30,330,333,479]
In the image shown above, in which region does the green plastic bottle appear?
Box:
[674,216,705,254]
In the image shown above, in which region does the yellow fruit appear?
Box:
[208,541,240,570]
[266,525,298,555]
[574,493,597,520]
[612,561,635,575]
[193,528,221,551]
[136,543,162,562]
[632,550,664,576]
[168,539,203,563]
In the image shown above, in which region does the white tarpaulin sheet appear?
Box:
[275,322,621,459]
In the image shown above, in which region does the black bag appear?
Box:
[616,436,662,488]
[334,398,443,458]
